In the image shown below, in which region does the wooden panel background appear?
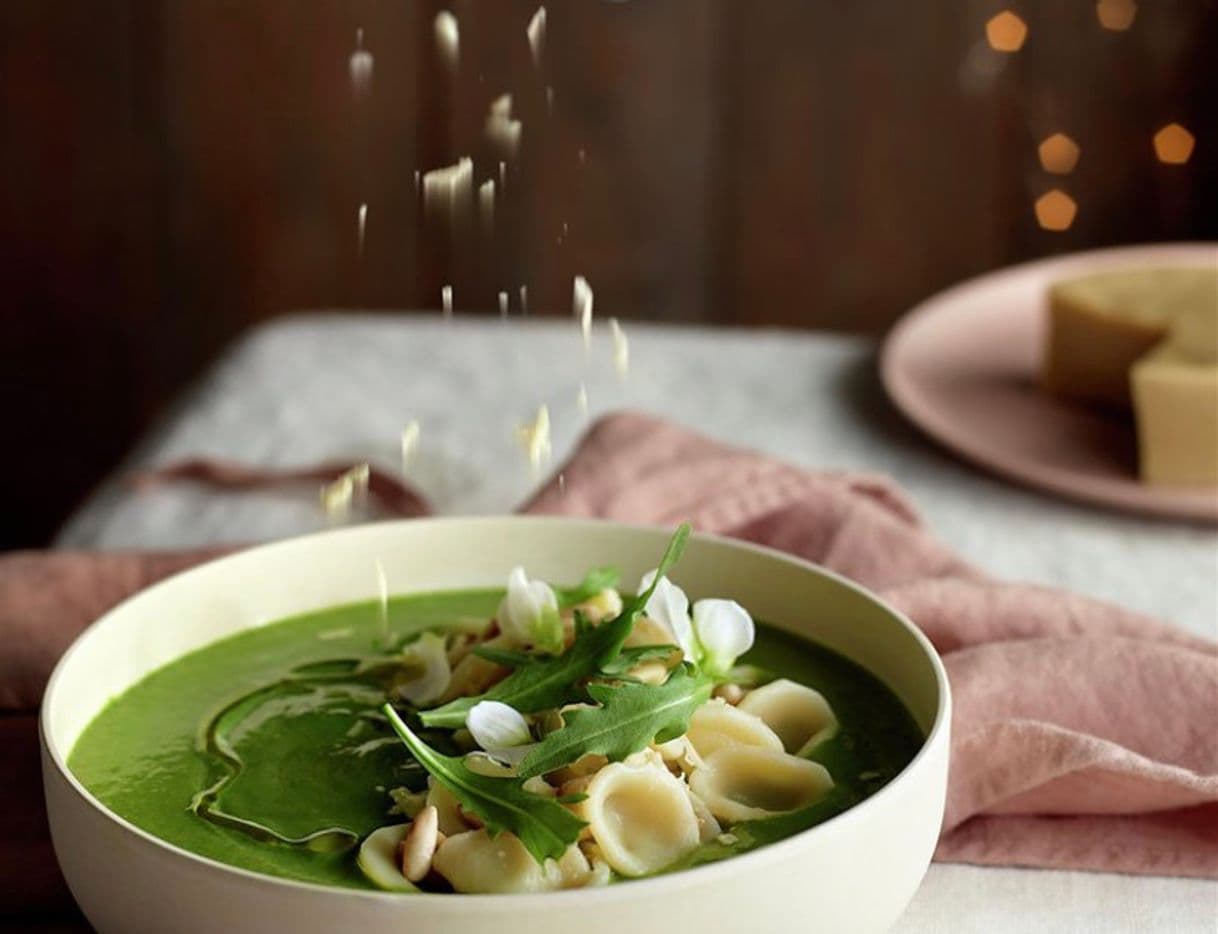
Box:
[2,0,1216,546]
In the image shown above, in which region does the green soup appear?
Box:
[68,589,923,890]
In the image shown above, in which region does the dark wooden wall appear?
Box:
[2,0,1216,547]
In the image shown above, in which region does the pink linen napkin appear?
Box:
[523,412,1218,878]
[3,411,1216,917]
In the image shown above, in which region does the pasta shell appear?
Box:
[737,679,838,755]
[431,830,584,894]
[580,760,700,877]
[684,698,784,759]
[356,824,417,892]
[689,747,834,823]
[425,777,469,837]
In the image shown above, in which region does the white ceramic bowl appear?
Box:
[42,517,950,934]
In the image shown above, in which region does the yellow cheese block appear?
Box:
[1132,345,1218,486]
[1043,267,1216,408]
[1043,265,1218,487]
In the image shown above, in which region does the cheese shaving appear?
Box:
[441,285,453,318]
[434,11,459,71]
[573,276,593,349]
[516,405,552,474]
[478,179,495,230]
[519,285,529,314]
[423,157,474,220]
[527,7,547,67]
[485,95,522,158]
[349,29,373,98]
[499,291,509,317]
[401,420,420,474]
[357,203,368,256]
[320,463,370,518]
[610,318,629,377]
[374,559,390,647]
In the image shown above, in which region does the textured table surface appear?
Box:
[58,314,1218,931]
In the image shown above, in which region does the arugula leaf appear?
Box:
[598,644,680,676]
[419,523,692,729]
[516,664,712,779]
[552,566,620,608]
[471,645,533,668]
[419,611,633,729]
[382,704,586,864]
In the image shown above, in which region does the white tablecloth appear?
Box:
[58,315,1218,931]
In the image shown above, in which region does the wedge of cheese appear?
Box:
[1042,265,1218,487]
[1132,345,1218,487]
[1043,268,1215,407]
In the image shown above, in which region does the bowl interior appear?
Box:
[45,517,944,782]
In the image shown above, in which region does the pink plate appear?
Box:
[881,243,1218,523]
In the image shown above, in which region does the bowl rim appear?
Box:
[41,515,951,910]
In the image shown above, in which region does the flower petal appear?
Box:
[497,567,563,653]
[397,631,451,705]
[639,569,694,657]
[691,599,754,676]
[467,700,536,765]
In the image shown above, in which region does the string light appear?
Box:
[985,11,1028,53]
[1038,134,1080,175]
[1153,123,1195,165]
[1034,190,1077,232]
[1096,0,1137,31]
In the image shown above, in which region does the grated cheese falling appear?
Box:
[519,285,529,314]
[546,85,555,114]
[423,157,474,220]
[478,179,495,231]
[498,291,509,317]
[576,382,589,417]
[357,203,368,256]
[441,284,453,318]
[498,160,507,189]
[400,420,420,475]
[434,11,459,71]
[610,317,629,377]
[485,94,522,158]
[320,463,370,518]
[516,404,552,474]
[526,7,547,67]
[413,169,421,195]
[573,275,593,349]
[374,558,390,647]
[349,28,374,98]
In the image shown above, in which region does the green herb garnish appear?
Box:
[552,566,620,608]
[517,664,712,779]
[420,524,691,729]
[382,705,586,863]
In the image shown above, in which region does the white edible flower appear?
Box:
[637,572,754,677]
[467,701,536,766]
[397,632,451,706]
[691,599,755,677]
[638,570,694,657]
[498,567,563,653]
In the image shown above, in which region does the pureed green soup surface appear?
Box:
[69,589,924,891]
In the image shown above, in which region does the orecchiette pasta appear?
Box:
[684,698,784,759]
[432,830,591,893]
[689,747,833,823]
[580,760,701,877]
[425,777,469,837]
[737,678,838,755]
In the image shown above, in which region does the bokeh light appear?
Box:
[1096,0,1137,32]
[1153,123,1195,164]
[1038,134,1081,174]
[1035,190,1078,231]
[986,11,1028,52]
